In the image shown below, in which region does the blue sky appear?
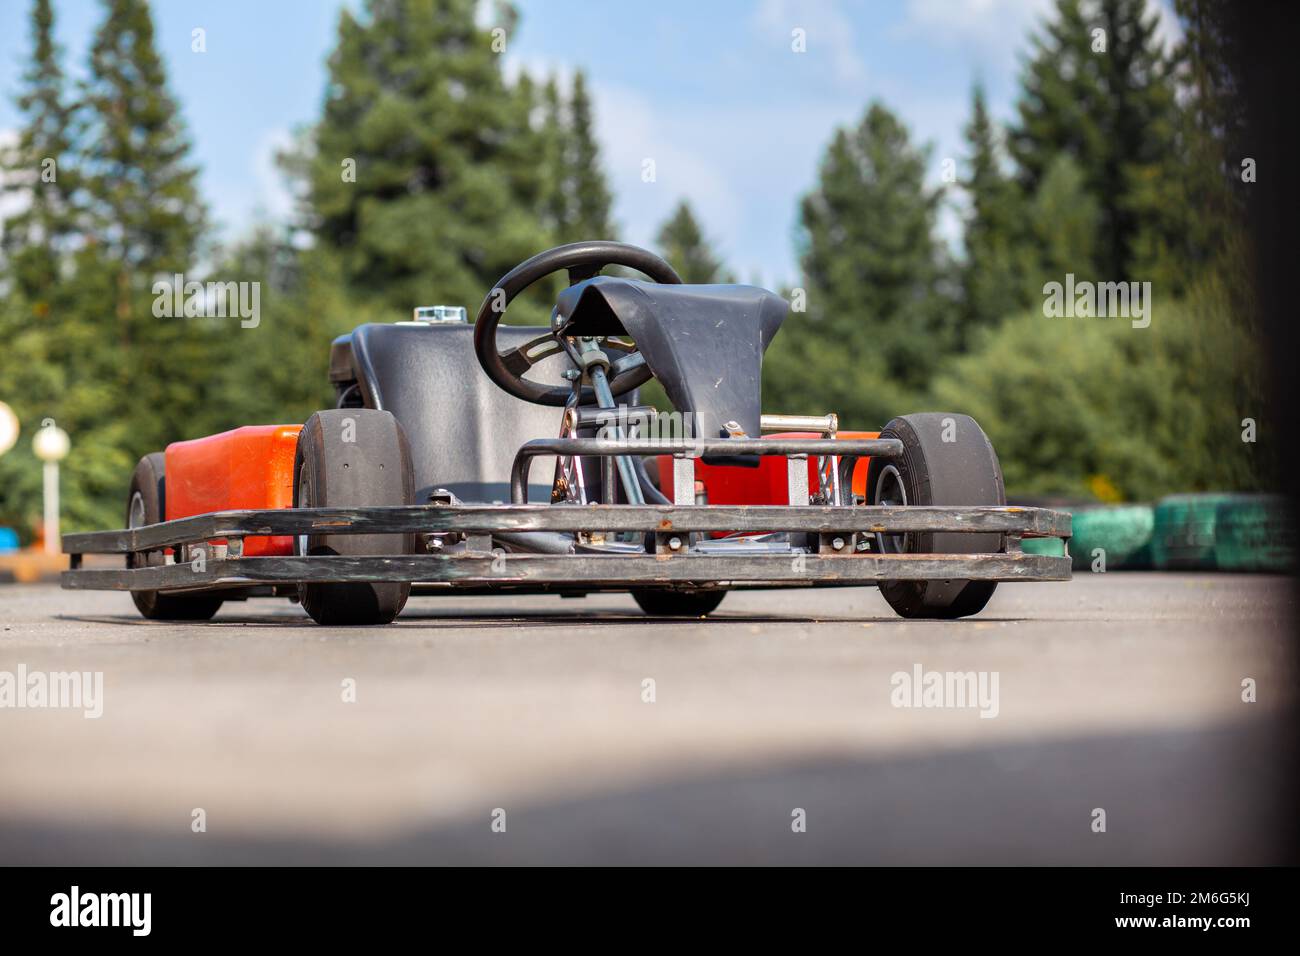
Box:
[0,0,1180,288]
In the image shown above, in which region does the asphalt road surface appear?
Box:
[0,574,1294,864]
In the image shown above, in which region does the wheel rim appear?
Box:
[296,461,311,557]
[874,464,908,554]
[127,490,150,569]
[128,491,146,530]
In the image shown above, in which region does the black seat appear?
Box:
[556,276,788,439]
[334,323,568,503]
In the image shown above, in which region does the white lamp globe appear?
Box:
[0,402,18,456]
[33,423,70,463]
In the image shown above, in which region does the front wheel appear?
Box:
[632,588,726,617]
[294,409,415,625]
[865,413,1005,619]
[126,453,224,621]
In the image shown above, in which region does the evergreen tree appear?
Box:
[540,69,616,244]
[499,67,551,243]
[78,0,213,456]
[1023,153,1101,300]
[1157,0,1247,295]
[1009,0,1181,281]
[209,232,382,429]
[1,0,79,302]
[655,199,731,284]
[766,102,950,428]
[567,71,614,240]
[297,0,549,318]
[82,0,206,320]
[0,0,150,536]
[958,83,1028,344]
[538,74,570,241]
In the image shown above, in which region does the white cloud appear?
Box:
[754,0,867,87]
[899,0,1054,51]
[0,129,31,243]
[591,82,742,253]
[901,0,1183,55]
[1147,0,1184,55]
[251,126,298,223]
[503,52,863,285]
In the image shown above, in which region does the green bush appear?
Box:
[927,278,1272,501]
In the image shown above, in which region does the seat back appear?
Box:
[557,276,788,439]
[337,323,565,503]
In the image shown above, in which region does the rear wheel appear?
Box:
[126,453,224,621]
[631,588,726,617]
[865,413,1005,619]
[294,409,415,625]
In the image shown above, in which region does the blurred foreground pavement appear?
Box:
[0,573,1293,864]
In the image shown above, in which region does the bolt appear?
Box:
[668,536,683,551]
[831,536,846,551]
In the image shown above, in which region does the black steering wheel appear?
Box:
[473,241,681,406]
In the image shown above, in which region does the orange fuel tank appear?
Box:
[164,425,303,557]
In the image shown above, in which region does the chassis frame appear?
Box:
[62,437,1072,594]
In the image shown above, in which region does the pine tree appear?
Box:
[655,200,730,284]
[209,231,378,430]
[77,0,216,457]
[540,69,616,244]
[958,84,1028,344]
[499,67,551,243]
[1009,0,1181,281]
[297,0,549,318]
[1024,153,1101,300]
[538,74,570,241]
[82,0,206,320]
[1,0,79,303]
[0,0,149,535]
[1154,0,1246,295]
[567,71,614,240]
[765,103,951,427]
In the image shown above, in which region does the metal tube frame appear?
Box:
[61,435,1071,594]
[512,436,904,504]
[62,498,1071,592]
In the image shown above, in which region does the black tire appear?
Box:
[632,588,726,617]
[126,453,224,621]
[865,413,1005,619]
[294,409,415,625]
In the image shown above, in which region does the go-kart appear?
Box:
[62,241,1071,624]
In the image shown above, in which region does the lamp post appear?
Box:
[33,420,70,556]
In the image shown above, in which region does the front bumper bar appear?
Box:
[62,503,1071,591]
